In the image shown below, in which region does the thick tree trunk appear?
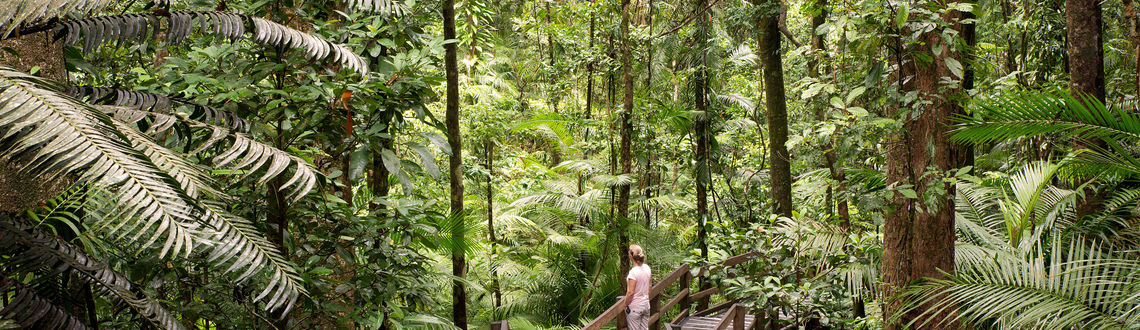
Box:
[444,0,468,327]
[0,31,72,212]
[757,0,793,218]
[1127,0,1140,96]
[486,139,500,308]
[617,0,635,282]
[693,0,711,311]
[881,2,964,329]
[1067,0,1106,220]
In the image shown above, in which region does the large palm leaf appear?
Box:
[58,11,368,75]
[903,238,1140,329]
[0,67,199,258]
[0,215,188,329]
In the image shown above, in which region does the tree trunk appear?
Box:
[1127,0,1140,96]
[0,31,72,212]
[881,1,964,329]
[1067,0,1106,219]
[693,0,712,311]
[444,0,468,327]
[617,0,635,282]
[757,0,793,218]
[486,138,500,308]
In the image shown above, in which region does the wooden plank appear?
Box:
[651,264,690,297]
[491,321,509,330]
[649,288,688,324]
[582,297,626,330]
[732,307,745,330]
[689,287,718,302]
[694,300,735,317]
[714,305,742,330]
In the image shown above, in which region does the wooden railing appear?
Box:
[580,251,759,330]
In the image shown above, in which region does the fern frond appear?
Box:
[0,216,189,330]
[58,12,369,75]
[0,67,199,258]
[115,119,221,199]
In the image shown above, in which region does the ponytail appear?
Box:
[631,251,645,264]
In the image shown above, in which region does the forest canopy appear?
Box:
[2,0,1140,329]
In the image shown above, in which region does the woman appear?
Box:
[624,244,652,330]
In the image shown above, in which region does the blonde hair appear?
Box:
[630,245,645,264]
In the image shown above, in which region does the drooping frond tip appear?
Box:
[56,11,369,76]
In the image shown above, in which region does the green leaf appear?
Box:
[421,132,452,155]
[945,57,964,79]
[348,146,369,181]
[898,188,918,199]
[829,96,845,109]
[406,141,440,179]
[895,4,909,30]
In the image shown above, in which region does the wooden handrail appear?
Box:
[582,297,627,330]
[648,288,688,323]
[582,252,758,330]
[714,304,746,330]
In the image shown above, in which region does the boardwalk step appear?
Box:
[678,314,755,330]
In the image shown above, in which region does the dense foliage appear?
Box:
[2,0,1140,329]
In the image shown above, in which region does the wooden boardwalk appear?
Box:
[491,252,761,330]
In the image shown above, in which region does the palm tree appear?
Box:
[0,0,387,327]
[901,160,1140,329]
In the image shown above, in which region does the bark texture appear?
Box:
[757,0,793,218]
[617,0,635,281]
[444,0,468,327]
[693,0,711,311]
[1066,0,1106,220]
[0,31,72,212]
[881,1,964,328]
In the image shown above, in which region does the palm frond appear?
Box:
[57,12,369,75]
[953,90,1140,146]
[200,202,305,311]
[903,238,1140,329]
[70,86,249,131]
[345,0,411,15]
[0,0,115,36]
[0,281,91,330]
[101,106,319,200]
[0,67,199,258]
[0,216,189,330]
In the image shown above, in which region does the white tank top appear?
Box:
[626,264,651,307]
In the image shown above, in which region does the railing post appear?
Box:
[732,305,745,330]
[491,321,509,330]
[649,290,660,330]
[616,297,627,330]
[679,269,692,314]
